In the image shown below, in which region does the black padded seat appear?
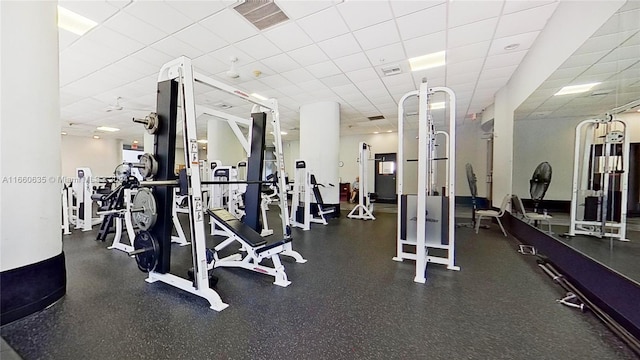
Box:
[255,238,292,255]
[207,208,266,248]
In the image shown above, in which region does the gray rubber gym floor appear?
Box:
[1,209,637,359]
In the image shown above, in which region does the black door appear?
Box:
[375,153,397,203]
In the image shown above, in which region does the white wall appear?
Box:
[513,112,640,201]
[61,135,123,178]
[456,121,490,198]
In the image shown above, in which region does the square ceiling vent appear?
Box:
[233,0,289,30]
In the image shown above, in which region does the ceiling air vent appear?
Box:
[590,89,612,97]
[381,65,402,76]
[233,0,289,30]
[215,102,233,110]
[368,115,385,121]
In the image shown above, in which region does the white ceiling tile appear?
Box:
[275,0,334,20]
[261,53,300,73]
[446,71,478,87]
[59,30,80,51]
[381,73,413,87]
[317,33,363,59]
[82,27,145,57]
[296,79,328,92]
[107,0,131,9]
[165,1,231,21]
[199,9,259,43]
[575,33,633,55]
[297,7,349,42]
[413,73,445,87]
[446,59,484,78]
[332,83,361,97]
[337,1,393,30]
[448,0,503,28]
[234,35,282,60]
[258,74,294,89]
[209,45,256,67]
[448,18,498,49]
[264,22,314,52]
[60,91,86,107]
[483,49,528,70]
[353,20,400,51]
[130,47,175,68]
[366,43,407,67]
[502,0,556,14]
[488,31,541,56]
[320,74,352,87]
[560,52,608,69]
[58,1,119,22]
[173,24,228,54]
[390,0,446,17]
[477,65,519,83]
[346,67,379,85]
[124,1,194,34]
[594,8,640,37]
[103,11,168,46]
[447,41,490,64]
[621,32,640,47]
[150,36,204,60]
[191,53,230,76]
[494,3,557,38]
[599,45,640,64]
[288,45,329,66]
[396,3,447,40]
[334,52,372,73]
[403,31,446,58]
[581,58,638,78]
[280,68,316,84]
[306,61,342,78]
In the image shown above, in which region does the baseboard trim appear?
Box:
[1,252,67,325]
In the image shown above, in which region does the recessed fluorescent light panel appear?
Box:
[554,82,600,96]
[96,126,120,132]
[197,139,208,144]
[93,135,100,139]
[409,51,446,72]
[429,102,446,110]
[57,6,97,36]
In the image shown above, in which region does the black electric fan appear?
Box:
[456,163,488,228]
[529,162,552,213]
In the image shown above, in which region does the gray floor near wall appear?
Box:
[1,206,637,359]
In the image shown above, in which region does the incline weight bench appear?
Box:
[207,208,293,287]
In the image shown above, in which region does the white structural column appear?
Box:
[143,132,155,154]
[299,102,340,205]
[206,117,245,166]
[490,0,624,206]
[0,1,66,323]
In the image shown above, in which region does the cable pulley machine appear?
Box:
[393,81,460,283]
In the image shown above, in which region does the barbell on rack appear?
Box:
[132,112,159,134]
[132,153,158,180]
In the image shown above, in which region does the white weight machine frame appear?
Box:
[393,82,459,283]
[64,167,102,232]
[567,109,631,242]
[290,160,332,230]
[141,57,305,311]
[347,142,375,221]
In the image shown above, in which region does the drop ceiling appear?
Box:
[58,0,635,144]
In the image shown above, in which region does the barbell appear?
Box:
[132,153,158,180]
[132,112,159,134]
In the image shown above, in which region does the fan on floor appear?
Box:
[529,161,552,213]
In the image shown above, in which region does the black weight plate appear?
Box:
[133,230,159,272]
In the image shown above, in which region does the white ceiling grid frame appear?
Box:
[103,11,169,45]
[165,1,231,22]
[287,44,330,66]
[317,33,363,58]
[263,22,314,52]
[395,3,447,40]
[150,36,205,60]
[199,9,259,43]
[306,60,343,78]
[366,42,407,67]
[334,52,372,73]
[403,31,447,59]
[173,24,229,55]
[59,0,120,23]
[493,2,558,38]
[234,34,282,60]
[296,6,350,42]
[123,1,194,35]
[337,0,393,31]
[353,20,401,50]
